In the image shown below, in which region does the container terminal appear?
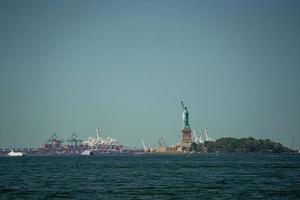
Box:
[0,128,133,156]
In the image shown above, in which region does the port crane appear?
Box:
[66,132,82,150]
[157,137,167,148]
[204,128,214,142]
[193,128,204,144]
[47,133,63,149]
[193,128,214,143]
[140,138,154,152]
[141,138,147,152]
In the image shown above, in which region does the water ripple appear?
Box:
[0,155,300,199]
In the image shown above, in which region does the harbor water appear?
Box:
[0,154,299,199]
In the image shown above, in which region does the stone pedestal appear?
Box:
[180,128,192,149]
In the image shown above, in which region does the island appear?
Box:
[191,137,294,154]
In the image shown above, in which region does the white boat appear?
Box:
[8,150,24,157]
[81,150,93,156]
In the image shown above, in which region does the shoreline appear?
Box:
[1,152,299,157]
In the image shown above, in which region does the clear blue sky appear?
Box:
[0,0,299,148]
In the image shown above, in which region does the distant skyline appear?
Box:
[0,0,300,148]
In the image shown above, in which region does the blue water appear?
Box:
[0,154,300,199]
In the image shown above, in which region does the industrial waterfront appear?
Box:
[1,101,297,156]
[0,101,230,157]
[0,129,129,157]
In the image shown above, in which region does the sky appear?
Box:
[0,0,299,149]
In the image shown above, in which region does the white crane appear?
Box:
[193,128,197,142]
[193,128,204,144]
[141,138,147,152]
[205,128,214,142]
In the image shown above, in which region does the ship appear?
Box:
[8,150,24,157]
[81,150,93,156]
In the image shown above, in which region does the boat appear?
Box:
[81,150,93,156]
[8,150,24,157]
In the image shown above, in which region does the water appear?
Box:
[0,154,300,199]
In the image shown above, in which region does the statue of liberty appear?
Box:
[181,101,190,129]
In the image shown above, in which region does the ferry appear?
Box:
[8,150,24,157]
[81,150,93,156]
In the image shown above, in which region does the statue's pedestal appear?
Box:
[179,128,192,151]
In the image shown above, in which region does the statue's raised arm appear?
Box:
[181,101,185,109]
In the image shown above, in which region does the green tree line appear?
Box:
[191,137,294,153]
